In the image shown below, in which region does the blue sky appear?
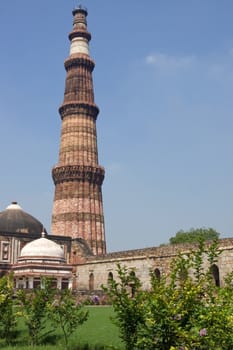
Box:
[1,1,233,252]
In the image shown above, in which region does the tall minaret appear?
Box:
[51,7,106,255]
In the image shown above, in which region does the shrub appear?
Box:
[16,278,55,345]
[103,240,233,350]
[48,288,88,350]
[0,273,17,344]
[102,265,144,350]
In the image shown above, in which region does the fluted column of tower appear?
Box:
[51,7,106,255]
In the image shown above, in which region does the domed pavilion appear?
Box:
[13,233,73,289]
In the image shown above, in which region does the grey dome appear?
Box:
[0,202,45,235]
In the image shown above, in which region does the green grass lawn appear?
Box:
[74,306,123,349]
[0,306,123,350]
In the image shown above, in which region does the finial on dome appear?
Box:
[41,230,46,238]
[6,202,22,210]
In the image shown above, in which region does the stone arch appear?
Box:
[129,270,136,277]
[211,264,220,286]
[89,272,94,291]
[107,271,113,284]
[129,270,136,297]
[154,268,161,280]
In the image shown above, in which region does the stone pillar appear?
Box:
[29,277,34,289]
[57,277,62,289]
[68,278,73,289]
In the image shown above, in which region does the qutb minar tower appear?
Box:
[52,7,106,255]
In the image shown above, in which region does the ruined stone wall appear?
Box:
[74,238,233,291]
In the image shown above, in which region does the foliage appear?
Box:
[0,305,123,350]
[0,274,119,349]
[102,265,144,350]
[169,227,219,244]
[48,288,88,350]
[16,278,55,345]
[0,273,17,343]
[0,275,116,350]
[103,240,233,350]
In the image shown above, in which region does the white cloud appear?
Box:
[145,54,159,64]
[145,52,196,72]
[145,51,233,84]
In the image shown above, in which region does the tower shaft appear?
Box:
[51,8,106,255]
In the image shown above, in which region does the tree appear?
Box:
[16,280,88,348]
[102,265,144,350]
[48,288,88,350]
[16,278,55,345]
[169,227,219,245]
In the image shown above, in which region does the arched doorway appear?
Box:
[154,268,161,281]
[211,264,220,286]
[129,270,136,297]
[89,273,94,291]
[108,272,113,284]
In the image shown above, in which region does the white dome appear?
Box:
[20,236,64,259]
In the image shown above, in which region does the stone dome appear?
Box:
[20,234,65,260]
[0,202,45,235]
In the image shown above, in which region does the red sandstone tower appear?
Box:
[51,7,106,255]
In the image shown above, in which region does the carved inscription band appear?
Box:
[52,164,105,185]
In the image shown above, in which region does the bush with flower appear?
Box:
[103,240,233,350]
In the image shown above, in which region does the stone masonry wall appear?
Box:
[74,238,233,291]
